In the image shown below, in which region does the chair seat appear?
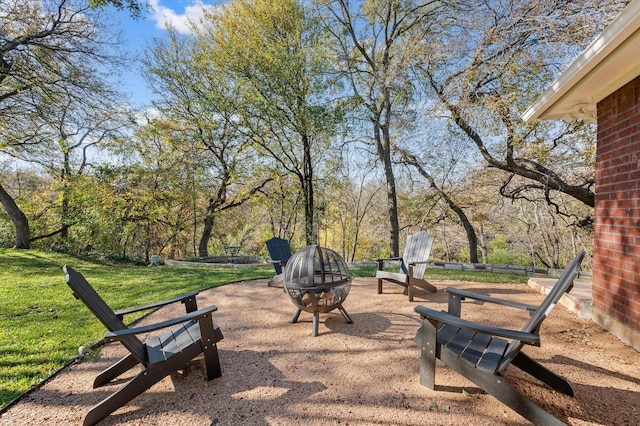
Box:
[146,320,221,365]
[375,270,408,283]
[437,324,509,373]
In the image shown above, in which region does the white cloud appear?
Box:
[148,0,218,34]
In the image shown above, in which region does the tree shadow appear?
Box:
[324,311,422,343]
[22,348,327,425]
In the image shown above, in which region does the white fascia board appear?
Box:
[522,1,640,122]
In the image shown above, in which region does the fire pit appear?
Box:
[283,245,353,336]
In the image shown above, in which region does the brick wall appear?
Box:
[593,76,640,333]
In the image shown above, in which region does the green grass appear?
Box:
[0,250,528,410]
[0,249,273,410]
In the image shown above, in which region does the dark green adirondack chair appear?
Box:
[414,250,585,425]
[64,266,223,426]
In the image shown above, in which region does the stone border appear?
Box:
[164,258,591,279]
[164,259,265,269]
[348,259,590,278]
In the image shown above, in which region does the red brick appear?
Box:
[595,77,640,335]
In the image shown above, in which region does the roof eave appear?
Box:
[522,1,640,123]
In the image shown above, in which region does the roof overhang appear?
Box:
[522,1,640,123]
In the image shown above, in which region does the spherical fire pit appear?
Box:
[283,245,353,336]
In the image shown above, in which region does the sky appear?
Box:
[112,0,226,109]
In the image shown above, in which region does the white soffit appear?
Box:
[522,1,640,122]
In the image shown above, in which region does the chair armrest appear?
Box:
[376,257,402,270]
[445,287,538,314]
[114,290,200,319]
[376,257,402,262]
[105,305,219,342]
[414,305,540,343]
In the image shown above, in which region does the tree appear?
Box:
[203,0,339,246]
[416,0,627,222]
[322,146,381,261]
[144,29,273,257]
[0,0,127,248]
[259,174,302,244]
[316,0,451,256]
[400,150,480,263]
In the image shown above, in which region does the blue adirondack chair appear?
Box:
[266,237,292,287]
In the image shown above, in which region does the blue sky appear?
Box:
[113,0,226,109]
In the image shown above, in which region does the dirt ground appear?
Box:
[2,277,639,425]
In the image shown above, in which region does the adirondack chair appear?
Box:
[63,266,224,426]
[376,231,436,301]
[413,250,585,425]
[266,237,292,287]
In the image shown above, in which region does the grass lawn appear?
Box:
[0,249,528,411]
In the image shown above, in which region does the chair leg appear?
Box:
[83,347,201,426]
[440,350,567,426]
[481,372,567,426]
[198,318,224,381]
[202,343,222,381]
[93,354,140,388]
[418,318,438,389]
[511,352,574,396]
[411,277,437,294]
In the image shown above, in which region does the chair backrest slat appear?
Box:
[63,266,148,364]
[497,250,585,373]
[402,231,435,279]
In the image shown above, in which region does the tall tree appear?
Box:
[0,0,127,248]
[415,0,627,222]
[324,146,381,261]
[205,0,339,246]
[144,29,273,257]
[316,0,451,256]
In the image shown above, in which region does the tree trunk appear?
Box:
[198,213,213,257]
[477,223,488,263]
[448,201,479,263]
[0,183,31,248]
[374,105,400,257]
[303,134,315,246]
[198,198,216,257]
[61,151,71,240]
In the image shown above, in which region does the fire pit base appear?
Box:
[291,305,353,337]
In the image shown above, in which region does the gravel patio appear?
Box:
[2,276,639,425]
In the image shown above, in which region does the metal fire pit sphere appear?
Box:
[283,245,353,336]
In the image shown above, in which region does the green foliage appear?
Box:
[88,0,144,18]
[0,249,272,410]
[487,235,529,266]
